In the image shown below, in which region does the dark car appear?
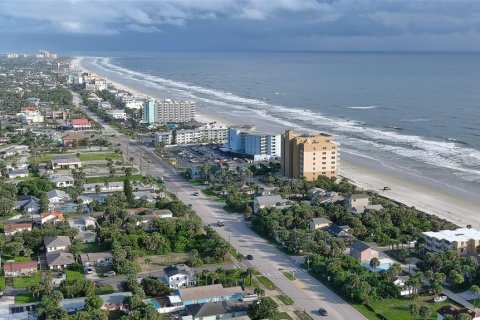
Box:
[318,308,328,316]
[246,255,254,260]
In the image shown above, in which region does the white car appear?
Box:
[85,267,94,274]
[103,271,116,277]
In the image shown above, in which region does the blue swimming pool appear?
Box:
[59,204,78,212]
[149,299,160,309]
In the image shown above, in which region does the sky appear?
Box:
[1,0,480,53]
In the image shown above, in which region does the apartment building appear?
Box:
[155,131,173,145]
[423,228,480,255]
[176,125,228,144]
[228,126,281,161]
[281,130,339,181]
[143,99,156,124]
[157,99,196,123]
[106,109,127,120]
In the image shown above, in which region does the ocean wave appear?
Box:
[347,105,380,110]
[86,57,480,181]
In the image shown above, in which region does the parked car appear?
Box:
[434,296,447,303]
[217,220,225,227]
[318,308,328,316]
[103,271,116,277]
[246,255,254,260]
[85,267,94,274]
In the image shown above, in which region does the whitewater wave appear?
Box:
[85,56,480,181]
[347,105,380,110]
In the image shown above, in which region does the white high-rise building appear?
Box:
[156,99,195,123]
[228,126,281,161]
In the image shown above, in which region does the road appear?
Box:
[73,93,367,320]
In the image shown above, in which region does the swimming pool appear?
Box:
[148,299,160,309]
[58,204,79,212]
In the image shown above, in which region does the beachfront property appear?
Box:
[123,97,145,110]
[155,131,174,145]
[350,240,379,263]
[51,156,82,170]
[157,99,196,123]
[346,194,383,214]
[143,99,156,124]
[309,217,333,231]
[227,125,281,161]
[253,195,291,214]
[163,264,196,289]
[106,109,127,120]
[176,124,228,145]
[281,130,339,181]
[423,228,480,255]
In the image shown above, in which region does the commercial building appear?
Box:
[228,126,281,161]
[106,109,127,120]
[422,228,480,255]
[143,99,156,124]
[176,124,228,145]
[155,131,173,145]
[70,119,92,131]
[281,130,339,181]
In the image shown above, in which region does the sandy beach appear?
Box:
[72,57,480,228]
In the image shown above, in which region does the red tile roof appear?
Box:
[4,222,32,233]
[3,261,38,273]
[21,106,37,113]
[40,210,65,220]
[71,119,91,125]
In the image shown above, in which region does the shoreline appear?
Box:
[72,56,480,228]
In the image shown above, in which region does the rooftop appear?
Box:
[3,261,37,272]
[178,284,242,302]
[44,236,71,248]
[423,228,480,242]
[255,195,288,207]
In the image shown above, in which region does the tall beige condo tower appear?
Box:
[281,130,339,181]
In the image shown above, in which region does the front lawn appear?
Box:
[66,269,85,281]
[15,293,36,303]
[76,242,107,253]
[0,277,5,289]
[356,297,459,320]
[95,284,114,295]
[2,255,36,262]
[12,272,41,289]
[79,153,122,161]
[256,275,277,290]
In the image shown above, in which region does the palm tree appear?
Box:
[244,267,255,286]
[471,285,480,309]
[370,257,380,272]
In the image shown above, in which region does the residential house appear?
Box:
[346,194,383,214]
[15,196,41,214]
[69,217,97,243]
[423,228,480,255]
[3,261,38,277]
[60,292,132,314]
[106,109,127,120]
[51,156,82,170]
[327,224,351,238]
[44,236,71,253]
[393,276,413,296]
[39,210,65,225]
[0,136,11,144]
[83,182,123,193]
[62,132,86,147]
[350,240,379,263]
[183,300,250,320]
[46,251,75,269]
[47,189,70,204]
[163,264,196,289]
[253,195,291,214]
[309,217,332,231]
[71,119,92,131]
[49,174,75,188]
[177,284,243,306]
[98,101,111,109]
[135,209,173,230]
[437,305,480,320]
[80,252,113,267]
[4,222,33,236]
[8,168,29,179]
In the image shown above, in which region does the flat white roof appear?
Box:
[423,228,480,242]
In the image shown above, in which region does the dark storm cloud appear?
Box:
[0,0,480,52]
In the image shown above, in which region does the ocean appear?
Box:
[80,52,480,196]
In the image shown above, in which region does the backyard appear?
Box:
[12,272,41,289]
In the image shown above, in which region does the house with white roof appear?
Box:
[253,195,291,214]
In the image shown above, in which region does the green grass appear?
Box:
[358,297,458,320]
[76,242,106,253]
[1,255,36,262]
[190,179,207,186]
[257,275,277,290]
[12,272,41,289]
[468,299,480,307]
[79,153,122,161]
[353,304,383,320]
[85,174,143,184]
[283,271,296,281]
[31,154,53,163]
[271,312,294,320]
[229,248,244,261]
[15,293,36,303]
[294,310,314,320]
[66,269,85,281]
[95,284,114,295]
[0,277,5,289]
[201,189,216,197]
[277,294,294,305]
